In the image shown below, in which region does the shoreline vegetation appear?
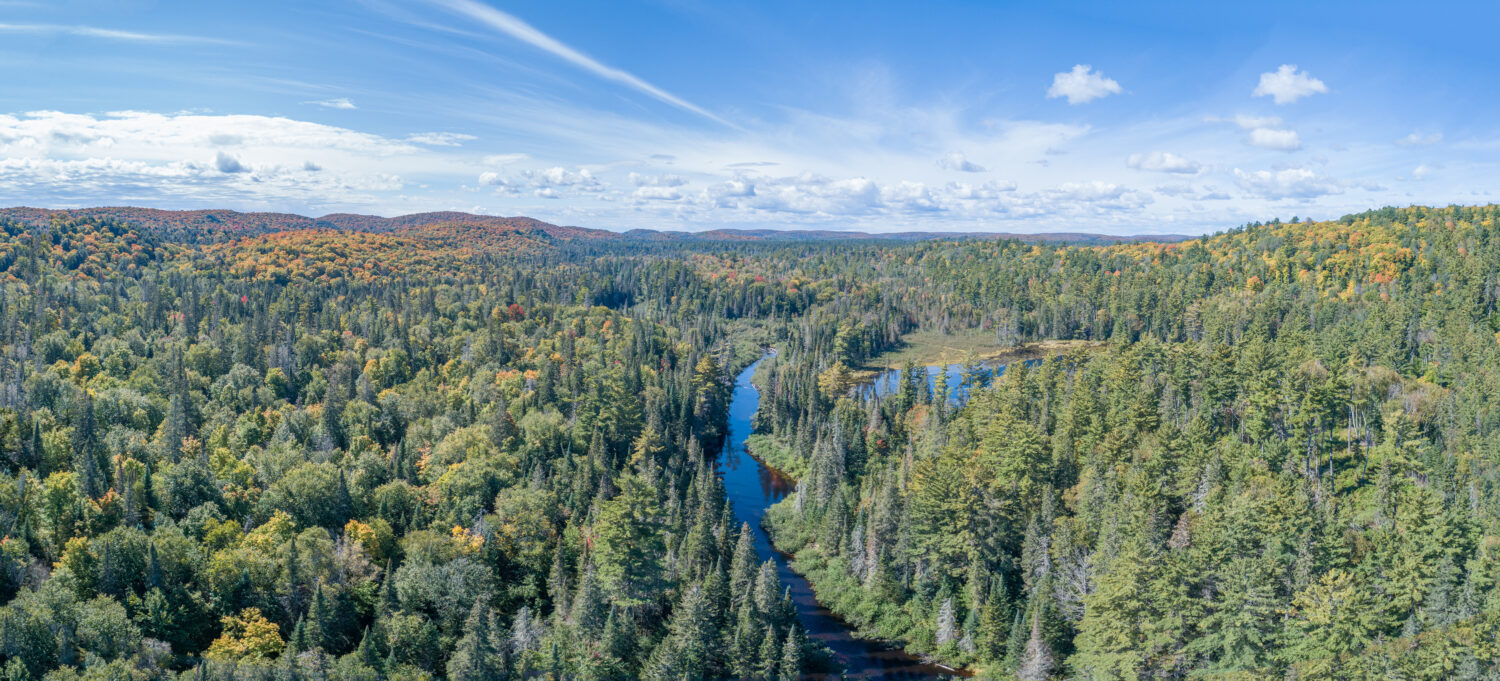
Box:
[847,336,1104,383]
[742,333,1105,675]
[746,433,975,678]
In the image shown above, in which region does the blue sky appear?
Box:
[1,0,1496,234]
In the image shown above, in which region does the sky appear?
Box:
[1,0,1497,234]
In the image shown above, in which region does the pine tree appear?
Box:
[935,597,958,647]
[593,474,666,607]
[305,580,334,652]
[729,523,758,603]
[643,583,717,680]
[978,583,1013,662]
[161,393,190,461]
[1017,610,1054,681]
[448,600,499,681]
[756,626,781,679]
[71,393,103,498]
[778,624,803,681]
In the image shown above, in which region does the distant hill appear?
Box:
[0,206,1191,246]
[627,227,1192,245]
[0,207,618,245]
[0,206,325,243]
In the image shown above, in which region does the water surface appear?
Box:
[717,355,965,679]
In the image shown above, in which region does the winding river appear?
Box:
[716,355,966,679]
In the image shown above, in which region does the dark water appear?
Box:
[717,356,966,679]
[859,363,990,403]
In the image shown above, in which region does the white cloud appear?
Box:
[1047,65,1122,105]
[482,153,528,166]
[215,152,247,173]
[0,111,447,209]
[735,174,884,215]
[633,186,683,201]
[305,98,356,110]
[629,172,688,187]
[478,165,607,197]
[528,166,601,189]
[1155,183,1231,201]
[1397,132,1442,146]
[1247,127,1302,151]
[1253,65,1327,104]
[946,180,1016,200]
[0,22,238,45]
[1412,163,1438,180]
[1126,151,1201,174]
[430,0,733,126]
[407,132,477,146]
[886,181,943,212]
[936,152,985,172]
[711,179,755,198]
[1233,167,1342,199]
[1230,115,1283,130]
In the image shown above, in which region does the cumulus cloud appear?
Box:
[1126,151,1201,174]
[1212,114,1301,151]
[1233,167,1342,199]
[479,165,606,197]
[214,152,247,173]
[1253,65,1327,104]
[740,174,883,215]
[886,181,943,212]
[1047,65,1122,105]
[1412,163,1439,180]
[0,110,439,208]
[1247,127,1302,151]
[937,152,986,172]
[633,186,683,201]
[528,166,601,189]
[688,169,1156,223]
[946,180,1017,200]
[305,98,356,110]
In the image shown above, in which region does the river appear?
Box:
[716,355,969,679]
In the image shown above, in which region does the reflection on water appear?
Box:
[716,354,968,680]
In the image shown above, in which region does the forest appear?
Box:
[0,204,1495,680]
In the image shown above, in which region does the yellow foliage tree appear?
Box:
[205,607,284,661]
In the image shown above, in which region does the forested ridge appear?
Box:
[0,204,1496,680]
[758,205,1500,679]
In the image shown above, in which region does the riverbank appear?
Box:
[763,505,976,676]
[746,361,981,678]
[717,356,962,679]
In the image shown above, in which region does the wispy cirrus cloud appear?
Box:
[426,0,735,127]
[0,22,240,45]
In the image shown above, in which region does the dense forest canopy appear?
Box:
[0,204,1495,680]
